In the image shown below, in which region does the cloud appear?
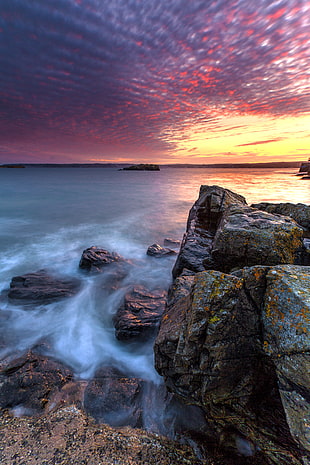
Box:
[0,0,309,161]
[237,138,283,146]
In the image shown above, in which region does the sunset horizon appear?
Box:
[1,0,309,164]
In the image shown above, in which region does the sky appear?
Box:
[0,0,309,164]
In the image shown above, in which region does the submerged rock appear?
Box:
[155,265,310,464]
[114,285,167,340]
[84,366,144,428]
[147,243,177,258]
[79,246,124,272]
[8,270,81,304]
[164,238,181,247]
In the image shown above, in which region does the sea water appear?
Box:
[0,166,308,381]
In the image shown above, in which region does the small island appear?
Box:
[121,164,160,171]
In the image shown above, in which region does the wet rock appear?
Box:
[172,185,246,278]
[79,246,124,272]
[164,238,181,247]
[146,243,177,257]
[84,366,144,428]
[8,270,81,304]
[114,285,167,340]
[252,202,310,236]
[208,204,303,273]
[0,351,73,414]
[155,266,309,464]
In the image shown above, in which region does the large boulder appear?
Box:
[173,186,304,277]
[208,205,303,273]
[155,266,310,464]
[252,202,310,236]
[172,185,246,278]
[8,270,81,304]
[262,265,310,453]
[79,246,124,272]
[113,286,167,340]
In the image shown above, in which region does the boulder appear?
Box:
[8,270,81,304]
[155,266,310,464]
[208,204,303,273]
[79,246,123,272]
[262,265,310,453]
[172,185,247,278]
[146,243,177,258]
[0,351,73,414]
[84,366,144,428]
[252,202,310,236]
[113,285,167,340]
[174,186,305,277]
[164,238,181,247]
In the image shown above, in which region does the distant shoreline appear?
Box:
[0,161,302,169]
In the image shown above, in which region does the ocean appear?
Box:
[0,166,308,382]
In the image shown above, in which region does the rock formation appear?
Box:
[8,270,81,304]
[79,246,124,272]
[147,243,177,257]
[114,285,167,340]
[155,186,310,465]
[173,185,304,278]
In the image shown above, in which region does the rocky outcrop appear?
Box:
[173,186,304,277]
[8,270,81,304]
[155,265,310,464]
[114,286,167,340]
[147,243,177,258]
[79,246,124,272]
[252,202,310,236]
[0,406,209,465]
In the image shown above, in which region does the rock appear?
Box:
[252,202,310,236]
[8,270,81,304]
[146,243,177,258]
[262,265,310,453]
[113,285,167,340]
[172,185,247,278]
[84,366,144,428]
[122,164,160,171]
[164,238,181,247]
[155,266,309,464]
[208,204,303,273]
[0,406,211,465]
[299,162,310,173]
[0,351,73,414]
[79,246,124,272]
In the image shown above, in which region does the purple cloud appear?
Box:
[0,0,309,161]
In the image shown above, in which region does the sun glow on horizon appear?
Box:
[172,113,310,164]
